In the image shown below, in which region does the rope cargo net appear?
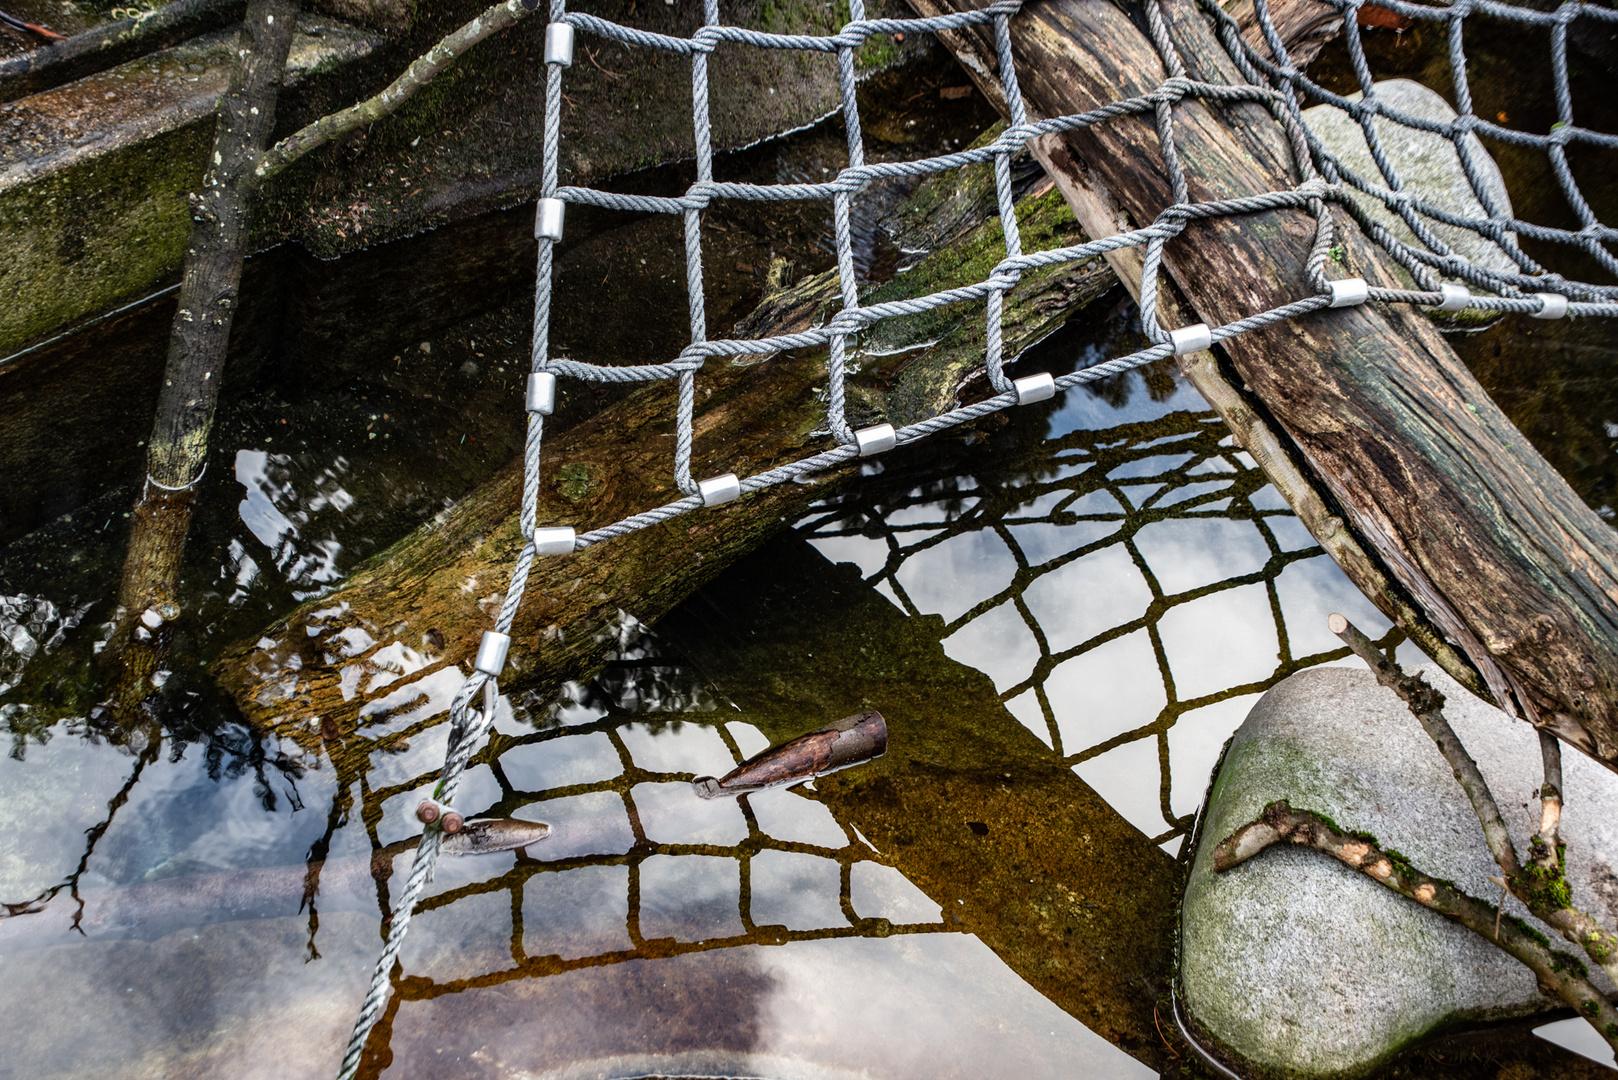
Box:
[336,0,1618,1071]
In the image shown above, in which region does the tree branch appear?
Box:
[256,0,536,179]
[0,0,242,106]
[1329,613,1618,989]
[1536,729,1563,864]
[1214,800,1618,1054]
[1328,612,1519,876]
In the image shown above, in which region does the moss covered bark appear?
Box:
[213,135,1116,739]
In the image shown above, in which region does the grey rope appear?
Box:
[336,0,1618,1071]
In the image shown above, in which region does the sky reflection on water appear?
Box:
[0,335,1434,1079]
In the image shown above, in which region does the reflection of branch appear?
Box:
[0,0,241,105]
[1214,800,1618,1055]
[1,739,156,927]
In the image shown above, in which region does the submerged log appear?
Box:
[214,150,1117,738]
[659,535,1180,1070]
[914,0,1618,773]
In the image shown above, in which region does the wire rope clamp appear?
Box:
[855,423,898,458]
[1169,323,1212,356]
[526,371,557,415]
[535,197,566,242]
[532,526,576,555]
[1531,292,1568,320]
[1434,283,1470,313]
[544,22,574,66]
[475,630,511,677]
[698,473,741,507]
[1013,372,1056,405]
[1327,278,1369,308]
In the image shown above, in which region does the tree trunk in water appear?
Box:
[913,0,1618,774]
[213,170,1118,741]
[103,0,302,712]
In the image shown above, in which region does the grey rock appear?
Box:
[1302,79,1518,295]
[1182,664,1618,1080]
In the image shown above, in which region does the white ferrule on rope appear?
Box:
[535,198,566,241]
[474,631,512,677]
[1531,292,1568,319]
[698,473,742,506]
[1327,278,1369,308]
[854,423,898,458]
[532,526,577,555]
[1014,372,1057,405]
[1434,283,1471,312]
[527,371,558,415]
[1169,323,1213,356]
[544,22,575,65]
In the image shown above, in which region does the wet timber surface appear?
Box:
[0,30,1614,1080]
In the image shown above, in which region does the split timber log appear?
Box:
[214,159,1117,738]
[913,0,1618,772]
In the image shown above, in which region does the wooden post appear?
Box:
[102,0,302,709]
[913,0,1618,773]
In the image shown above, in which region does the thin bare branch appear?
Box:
[256,0,536,179]
[1215,800,1618,1055]
[1328,613,1519,876]
[1536,729,1564,862]
[1330,614,1618,988]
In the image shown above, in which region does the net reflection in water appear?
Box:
[796,375,1405,850]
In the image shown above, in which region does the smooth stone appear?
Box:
[1302,79,1518,312]
[1182,664,1618,1080]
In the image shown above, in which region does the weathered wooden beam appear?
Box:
[214,158,1116,738]
[922,5,1490,702]
[913,0,1618,773]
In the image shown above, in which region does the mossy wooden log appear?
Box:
[214,154,1117,737]
[912,0,1618,771]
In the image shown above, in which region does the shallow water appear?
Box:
[0,28,1615,1080]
